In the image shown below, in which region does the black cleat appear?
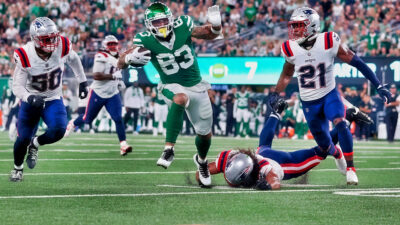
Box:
[273,98,288,114]
[157,147,175,169]
[346,107,373,125]
[26,138,39,169]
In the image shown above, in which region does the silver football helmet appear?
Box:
[224,153,254,186]
[288,7,320,44]
[102,35,119,56]
[30,17,60,53]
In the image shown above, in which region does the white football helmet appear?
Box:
[102,35,119,56]
[30,17,60,53]
[288,7,320,44]
[224,153,254,186]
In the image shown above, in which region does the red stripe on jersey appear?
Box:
[258,159,269,169]
[60,36,70,57]
[19,48,31,67]
[343,152,353,157]
[97,52,108,58]
[284,162,320,174]
[329,32,333,48]
[280,155,324,167]
[281,42,289,57]
[14,49,26,68]
[221,150,232,172]
[324,32,329,49]
[285,41,294,57]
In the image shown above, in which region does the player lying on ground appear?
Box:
[65,35,132,156]
[10,17,88,181]
[270,7,392,186]
[117,3,222,187]
[198,99,372,189]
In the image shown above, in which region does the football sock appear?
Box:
[195,136,211,159]
[259,115,279,147]
[312,146,328,158]
[14,164,23,170]
[165,102,184,143]
[336,121,354,167]
[153,121,159,129]
[74,115,84,127]
[243,122,250,136]
[114,118,126,141]
[33,137,40,147]
[328,144,341,159]
[13,137,30,167]
[330,127,339,145]
[235,122,241,136]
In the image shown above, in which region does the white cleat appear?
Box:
[346,167,358,185]
[334,145,347,176]
[64,120,75,137]
[157,147,174,169]
[193,154,211,187]
[120,145,132,156]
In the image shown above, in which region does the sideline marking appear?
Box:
[1,188,399,199]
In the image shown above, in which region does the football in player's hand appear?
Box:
[126,47,151,68]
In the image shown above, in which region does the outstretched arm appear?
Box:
[275,61,295,93]
[337,44,392,102]
[191,5,221,40]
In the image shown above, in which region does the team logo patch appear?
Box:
[303,10,313,15]
[35,21,43,28]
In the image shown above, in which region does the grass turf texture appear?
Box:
[0,131,399,225]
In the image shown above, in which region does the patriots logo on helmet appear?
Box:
[303,10,313,15]
[35,21,43,28]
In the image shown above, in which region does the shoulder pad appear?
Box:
[60,36,71,57]
[281,40,294,57]
[134,32,150,47]
[14,48,31,68]
[216,150,232,173]
[95,52,108,61]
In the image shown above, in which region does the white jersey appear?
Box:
[281,32,341,101]
[91,51,120,98]
[12,36,87,102]
[215,150,284,182]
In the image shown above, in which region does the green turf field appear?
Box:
[0,131,399,225]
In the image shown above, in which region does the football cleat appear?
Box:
[26,138,39,169]
[157,146,174,169]
[274,98,288,114]
[120,145,133,156]
[9,169,23,182]
[193,154,211,187]
[346,107,373,125]
[334,145,347,176]
[346,167,358,185]
[64,120,75,137]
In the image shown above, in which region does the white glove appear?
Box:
[112,70,122,80]
[207,5,221,27]
[124,47,151,65]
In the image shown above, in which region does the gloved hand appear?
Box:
[124,47,151,65]
[254,178,272,190]
[377,84,392,103]
[27,95,45,108]
[79,81,88,99]
[112,70,123,80]
[268,92,279,109]
[207,5,221,27]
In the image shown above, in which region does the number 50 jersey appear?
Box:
[13,36,87,102]
[281,32,341,101]
[134,15,201,87]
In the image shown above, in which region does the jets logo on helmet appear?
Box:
[30,17,60,53]
[102,35,119,56]
[288,7,320,44]
[145,2,174,39]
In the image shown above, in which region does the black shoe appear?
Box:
[26,138,39,169]
[346,108,373,125]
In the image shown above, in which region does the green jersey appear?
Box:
[134,15,201,87]
[235,91,250,109]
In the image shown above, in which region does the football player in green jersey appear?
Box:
[117,2,221,187]
[234,86,251,138]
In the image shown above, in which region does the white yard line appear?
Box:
[0,167,399,176]
[0,187,399,199]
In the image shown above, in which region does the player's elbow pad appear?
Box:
[349,55,380,88]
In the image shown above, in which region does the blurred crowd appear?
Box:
[0,0,400,75]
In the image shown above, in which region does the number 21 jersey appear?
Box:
[281,32,341,101]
